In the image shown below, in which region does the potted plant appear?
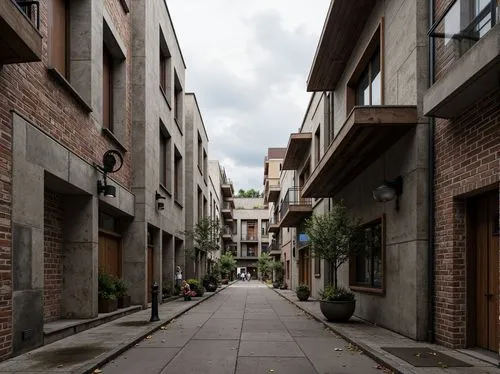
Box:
[115,277,131,308]
[272,261,284,288]
[98,272,118,313]
[296,284,310,301]
[304,201,364,322]
[202,274,218,292]
[186,279,205,297]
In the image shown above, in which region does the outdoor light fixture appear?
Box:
[94,150,124,199]
[372,176,403,211]
[155,191,166,211]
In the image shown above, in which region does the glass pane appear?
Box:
[371,51,381,105]
[371,223,383,288]
[444,1,461,45]
[356,68,369,106]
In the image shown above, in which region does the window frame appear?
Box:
[349,215,386,295]
[102,44,114,132]
[159,122,172,195]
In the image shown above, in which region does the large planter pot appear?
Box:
[296,290,310,301]
[117,295,131,308]
[98,298,118,313]
[206,283,217,292]
[319,300,355,322]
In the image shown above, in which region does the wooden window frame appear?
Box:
[346,18,385,114]
[159,122,172,195]
[159,27,172,106]
[50,0,69,78]
[103,44,114,132]
[349,215,386,295]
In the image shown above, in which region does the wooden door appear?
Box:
[471,191,499,351]
[98,234,121,277]
[147,246,154,303]
[299,249,311,287]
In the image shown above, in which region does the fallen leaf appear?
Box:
[93,369,103,374]
[146,335,152,339]
[160,326,167,330]
[269,370,275,373]
[334,348,343,351]
[57,364,63,368]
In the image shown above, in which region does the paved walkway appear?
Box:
[101,281,385,373]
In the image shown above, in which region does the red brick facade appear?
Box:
[43,189,64,323]
[433,89,499,348]
[0,1,131,359]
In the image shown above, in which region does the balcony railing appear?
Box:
[13,0,40,29]
[429,0,497,82]
[241,234,258,241]
[281,187,311,215]
[222,226,233,236]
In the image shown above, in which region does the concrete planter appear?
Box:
[319,300,355,322]
[98,298,118,313]
[296,290,310,301]
[117,295,131,308]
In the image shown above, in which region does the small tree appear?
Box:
[256,252,272,280]
[219,252,237,279]
[183,217,222,262]
[304,201,365,289]
[272,261,284,282]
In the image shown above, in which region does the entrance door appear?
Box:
[147,246,154,303]
[98,234,121,277]
[299,248,311,287]
[470,190,499,351]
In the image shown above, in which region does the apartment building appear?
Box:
[423,0,499,351]
[289,0,431,341]
[232,198,269,278]
[184,93,210,279]
[0,0,135,358]
[209,160,236,256]
[263,148,286,262]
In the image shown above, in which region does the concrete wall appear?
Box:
[321,0,430,340]
[129,0,186,304]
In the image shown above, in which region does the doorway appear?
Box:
[98,234,121,277]
[467,190,499,351]
[299,248,311,287]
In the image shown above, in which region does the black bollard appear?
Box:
[149,282,160,322]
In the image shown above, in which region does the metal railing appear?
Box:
[280,187,312,217]
[268,241,280,253]
[241,234,258,241]
[429,0,497,82]
[270,210,280,226]
[222,201,233,211]
[13,0,40,29]
[222,226,233,236]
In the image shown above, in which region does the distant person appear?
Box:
[240,272,245,281]
[175,266,183,287]
[246,272,251,281]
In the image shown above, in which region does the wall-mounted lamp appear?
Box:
[94,150,123,199]
[372,176,403,211]
[156,191,166,211]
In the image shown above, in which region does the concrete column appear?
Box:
[122,221,147,307]
[61,195,98,318]
[162,233,174,290]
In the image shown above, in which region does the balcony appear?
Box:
[221,178,234,198]
[241,234,258,242]
[302,106,417,198]
[224,245,237,257]
[307,0,377,91]
[280,187,312,228]
[222,226,234,242]
[282,133,312,170]
[269,241,280,256]
[0,0,42,64]
[221,201,233,219]
[268,212,280,233]
[424,0,499,118]
[264,177,280,204]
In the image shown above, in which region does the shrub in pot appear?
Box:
[186,279,205,297]
[304,201,365,322]
[202,274,218,292]
[115,277,131,308]
[296,284,310,301]
[98,272,118,313]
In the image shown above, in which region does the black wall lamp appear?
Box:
[372,176,403,211]
[155,191,166,211]
[95,150,123,198]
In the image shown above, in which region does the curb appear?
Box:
[270,287,405,374]
[80,282,233,374]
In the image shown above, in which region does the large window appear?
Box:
[103,45,114,131]
[159,28,172,103]
[314,127,321,166]
[50,0,68,77]
[355,48,381,106]
[173,72,183,131]
[174,147,183,204]
[350,217,385,293]
[159,124,172,192]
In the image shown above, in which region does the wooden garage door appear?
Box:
[98,234,121,277]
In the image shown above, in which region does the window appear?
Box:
[314,256,321,278]
[261,220,269,237]
[197,133,203,172]
[325,92,334,145]
[314,127,321,166]
[197,187,203,222]
[159,124,172,191]
[350,217,385,292]
[203,196,208,219]
[159,28,172,103]
[355,48,381,106]
[103,45,114,131]
[173,72,183,130]
[174,147,183,204]
[261,243,269,253]
[50,0,68,77]
[203,149,208,184]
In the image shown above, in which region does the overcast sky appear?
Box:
[167,0,331,192]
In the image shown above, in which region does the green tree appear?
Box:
[304,201,365,288]
[219,252,237,279]
[256,252,272,280]
[236,188,262,198]
[183,217,222,260]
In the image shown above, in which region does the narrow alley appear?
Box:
[102,282,383,374]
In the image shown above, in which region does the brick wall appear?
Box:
[43,189,64,323]
[0,1,132,360]
[433,89,500,348]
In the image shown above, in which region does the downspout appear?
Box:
[427,0,436,344]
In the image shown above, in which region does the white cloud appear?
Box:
[167,0,330,191]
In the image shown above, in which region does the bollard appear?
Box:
[149,282,160,322]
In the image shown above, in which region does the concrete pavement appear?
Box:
[102,281,387,373]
